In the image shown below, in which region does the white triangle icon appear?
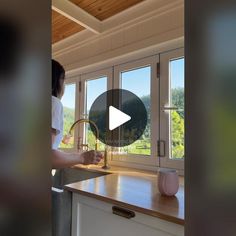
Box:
[109,106,131,131]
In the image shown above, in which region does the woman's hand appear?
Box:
[80,150,103,165]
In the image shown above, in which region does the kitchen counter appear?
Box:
[65,164,184,225]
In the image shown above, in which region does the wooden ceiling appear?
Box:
[69,0,145,21]
[52,0,145,44]
[52,10,85,44]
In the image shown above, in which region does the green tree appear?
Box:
[172,88,184,118]
[171,110,184,158]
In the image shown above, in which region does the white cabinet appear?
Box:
[71,193,184,236]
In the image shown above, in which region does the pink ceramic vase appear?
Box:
[158,168,179,196]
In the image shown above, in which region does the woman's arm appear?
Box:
[52,149,83,169]
[52,149,103,169]
[52,131,103,169]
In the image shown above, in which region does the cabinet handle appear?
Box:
[112,206,135,219]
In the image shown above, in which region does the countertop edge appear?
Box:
[65,182,185,226]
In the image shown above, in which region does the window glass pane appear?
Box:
[120,66,151,155]
[60,83,76,148]
[85,77,107,150]
[170,58,184,159]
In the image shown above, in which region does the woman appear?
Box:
[52,59,103,169]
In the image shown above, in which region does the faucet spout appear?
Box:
[63,118,110,169]
[63,119,99,151]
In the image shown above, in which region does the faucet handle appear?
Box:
[81,113,89,119]
[77,137,89,151]
[79,144,89,151]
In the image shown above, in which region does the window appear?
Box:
[60,83,76,148]
[169,58,184,159]
[120,66,151,156]
[66,48,184,171]
[160,48,184,170]
[85,76,107,151]
[86,77,107,115]
[111,56,158,169]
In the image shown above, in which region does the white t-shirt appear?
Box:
[52,96,64,149]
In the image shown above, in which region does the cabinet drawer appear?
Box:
[72,194,184,236]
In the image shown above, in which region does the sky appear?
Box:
[61,83,75,109]
[61,58,184,109]
[86,77,107,110]
[170,57,184,88]
[121,66,151,97]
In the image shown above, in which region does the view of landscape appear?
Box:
[60,106,75,148]
[61,87,184,158]
[120,66,151,155]
[170,58,184,159]
[60,84,75,149]
[60,58,184,159]
[170,88,184,158]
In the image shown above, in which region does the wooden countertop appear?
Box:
[65,164,184,225]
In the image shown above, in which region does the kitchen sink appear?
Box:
[52,167,109,189]
[52,167,109,236]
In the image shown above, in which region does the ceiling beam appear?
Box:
[52,0,102,34]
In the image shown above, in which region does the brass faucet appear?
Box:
[63,119,99,151]
[62,118,110,169]
[102,146,110,169]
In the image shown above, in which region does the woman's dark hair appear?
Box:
[52,59,65,97]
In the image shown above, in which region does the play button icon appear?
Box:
[109,106,131,131]
[89,89,147,147]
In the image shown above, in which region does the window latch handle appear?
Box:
[163,106,178,110]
